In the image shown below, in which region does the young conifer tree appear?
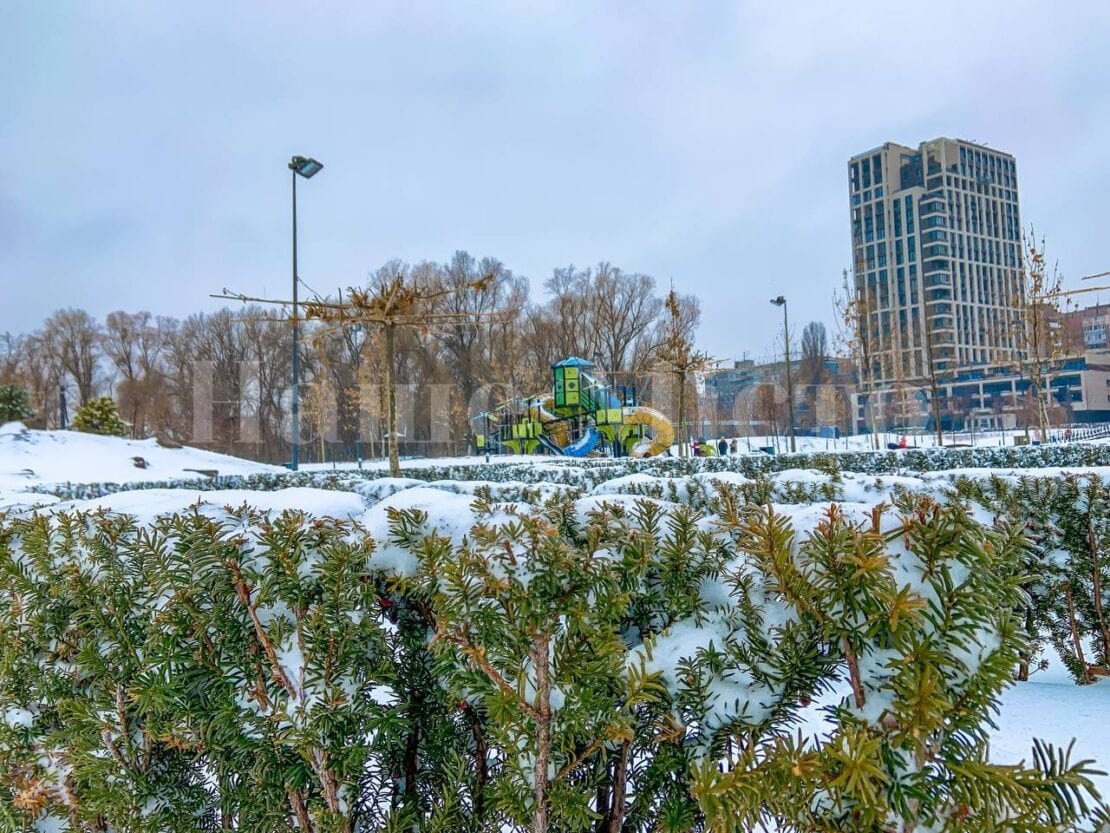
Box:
[71,395,129,436]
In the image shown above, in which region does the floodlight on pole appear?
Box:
[769,296,796,452]
[290,155,324,179]
[288,154,324,471]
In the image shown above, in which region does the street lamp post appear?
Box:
[351,323,364,470]
[770,296,796,453]
[288,155,324,471]
[59,381,68,430]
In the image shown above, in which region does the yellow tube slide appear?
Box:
[624,406,674,458]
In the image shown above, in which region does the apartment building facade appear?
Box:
[1063,302,1110,350]
[847,138,1025,390]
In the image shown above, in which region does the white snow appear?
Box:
[359,486,481,542]
[51,486,365,523]
[573,493,676,524]
[796,675,1110,796]
[5,422,1110,802]
[771,468,832,486]
[2,706,33,728]
[358,487,483,577]
[590,472,665,495]
[991,680,1110,794]
[0,423,282,506]
[693,471,751,487]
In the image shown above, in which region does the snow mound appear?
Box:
[589,472,666,495]
[770,468,833,485]
[693,471,752,487]
[573,493,677,525]
[0,427,282,491]
[358,487,483,577]
[51,487,365,523]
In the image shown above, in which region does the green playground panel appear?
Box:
[595,407,623,425]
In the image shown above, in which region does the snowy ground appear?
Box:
[724,430,1067,454]
[3,422,1108,795]
[304,430,1084,468]
[0,422,282,509]
[797,656,1110,796]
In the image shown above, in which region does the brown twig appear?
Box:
[437,629,540,720]
[287,788,315,833]
[842,636,866,708]
[229,561,299,701]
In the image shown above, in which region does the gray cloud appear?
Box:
[2,0,1109,360]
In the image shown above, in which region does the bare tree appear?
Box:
[542,266,602,363]
[104,311,174,437]
[592,264,663,375]
[1014,230,1064,439]
[437,251,527,414]
[653,290,711,458]
[754,381,782,448]
[834,269,880,448]
[5,253,690,462]
[42,308,103,405]
[800,321,828,385]
[0,333,26,386]
[300,266,497,475]
[919,315,946,445]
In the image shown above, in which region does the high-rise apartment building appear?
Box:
[847,138,1024,390]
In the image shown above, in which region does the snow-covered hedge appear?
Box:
[28,441,1110,503]
[954,473,1110,685]
[0,493,1104,832]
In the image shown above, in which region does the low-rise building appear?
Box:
[855,350,1110,432]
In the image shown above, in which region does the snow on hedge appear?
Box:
[2,438,1110,830]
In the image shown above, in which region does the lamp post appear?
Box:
[770,296,796,453]
[351,323,364,470]
[288,154,324,471]
[59,381,68,430]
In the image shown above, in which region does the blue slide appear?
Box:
[561,425,601,458]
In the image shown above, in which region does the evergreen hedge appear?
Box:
[28,441,1110,503]
[1,492,1105,832]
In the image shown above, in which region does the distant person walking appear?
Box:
[718,437,728,457]
[730,438,738,455]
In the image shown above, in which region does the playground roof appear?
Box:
[551,356,595,369]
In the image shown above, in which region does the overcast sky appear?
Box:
[3,1,1109,361]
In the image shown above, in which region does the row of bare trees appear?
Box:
[0,253,700,463]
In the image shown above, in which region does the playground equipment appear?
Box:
[473,357,675,458]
